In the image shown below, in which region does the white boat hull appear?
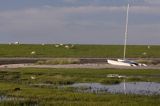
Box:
[107,59,133,67]
[108,59,147,67]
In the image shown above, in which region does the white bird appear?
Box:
[31,76,36,80]
[143,52,147,55]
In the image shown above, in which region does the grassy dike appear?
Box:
[0,68,159,105]
[0,44,159,58]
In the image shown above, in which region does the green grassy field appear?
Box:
[0,44,160,105]
[0,44,159,58]
[0,68,159,105]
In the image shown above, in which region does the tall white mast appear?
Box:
[123,4,129,60]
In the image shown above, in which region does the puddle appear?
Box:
[29,82,160,95]
[66,82,160,95]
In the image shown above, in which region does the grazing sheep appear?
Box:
[65,45,70,49]
[55,44,60,47]
[31,51,36,55]
[14,42,19,45]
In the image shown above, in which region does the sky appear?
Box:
[0,0,160,45]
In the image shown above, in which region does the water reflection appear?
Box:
[0,95,38,105]
[29,82,160,95]
[68,82,160,95]
[0,95,21,102]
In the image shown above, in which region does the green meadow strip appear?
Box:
[0,44,159,58]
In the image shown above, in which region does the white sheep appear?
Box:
[31,51,36,55]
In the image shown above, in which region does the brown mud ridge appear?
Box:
[0,58,160,66]
[0,58,109,65]
[0,58,38,65]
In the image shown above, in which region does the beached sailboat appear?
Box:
[107,4,146,67]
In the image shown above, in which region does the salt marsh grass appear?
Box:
[0,68,159,105]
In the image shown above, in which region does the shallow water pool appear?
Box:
[67,82,160,95]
